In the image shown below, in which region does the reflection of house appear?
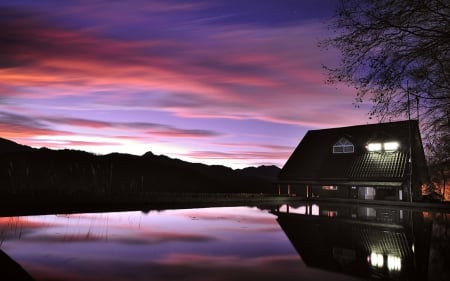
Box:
[278,120,428,201]
[273,204,431,281]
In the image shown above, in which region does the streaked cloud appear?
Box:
[0,0,370,168]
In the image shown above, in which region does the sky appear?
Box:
[0,0,372,168]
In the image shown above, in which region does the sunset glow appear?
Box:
[0,0,371,168]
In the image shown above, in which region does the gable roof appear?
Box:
[278,120,427,186]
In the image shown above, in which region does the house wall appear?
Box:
[277,183,308,197]
[358,187,376,200]
[311,185,350,199]
[373,187,398,201]
[310,185,400,201]
[279,183,406,201]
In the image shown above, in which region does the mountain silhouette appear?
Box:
[0,137,33,153]
[0,137,280,201]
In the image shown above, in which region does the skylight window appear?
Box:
[367,141,399,152]
[333,137,354,153]
[384,142,399,151]
[367,143,382,152]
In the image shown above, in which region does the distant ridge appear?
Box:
[0,137,33,154]
[0,137,281,197]
[238,165,280,181]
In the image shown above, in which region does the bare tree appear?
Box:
[322,0,450,196]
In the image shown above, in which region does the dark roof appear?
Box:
[279,120,427,186]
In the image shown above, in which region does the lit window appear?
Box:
[367,141,400,152]
[384,142,399,151]
[333,137,354,153]
[387,255,402,271]
[311,204,319,216]
[370,252,384,268]
[367,143,382,152]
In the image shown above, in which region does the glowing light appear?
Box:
[387,255,401,271]
[370,252,384,268]
[327,210,338,217]
[367,141,399,152]
[367,143,382,152]
[384,141,399,151]
[311,204,319,216]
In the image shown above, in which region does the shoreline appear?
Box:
[0,193,293,217]
[1,193,449,217]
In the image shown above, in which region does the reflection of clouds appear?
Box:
[134,230,216,244]
[2,207,365,281]
[172,207,281,234]
[0,217,53,229]
[1,208,278,246]
[19,255,284,281]
[1,212,218,245]
[0,217,56,243]
[20,252,360,281]
[24,255,356,281]
[22,253,305,281]
[21,262,91,281]
[159,253,301,268]
[170,206,277,224]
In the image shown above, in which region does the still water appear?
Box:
[0,203,449,281]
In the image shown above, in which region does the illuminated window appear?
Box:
[367,143,382,152]
[311,204,319,216]
[322,185,338,190]
[333,138,354,153]
[384,142,399,151]
[370,252,384,268]
[387,255,402,271]
[367,141,400,152]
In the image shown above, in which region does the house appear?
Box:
[278,120,428,202]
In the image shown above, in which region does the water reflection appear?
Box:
[273,203,449,281]
[0,207,307,281]
[0,205,448,281]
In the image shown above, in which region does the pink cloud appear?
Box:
[182,150,291,161]
[0,3,371,167]
[0,13,364,128]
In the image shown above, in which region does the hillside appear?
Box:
[0,137,33,153]
[0,138,281,200]
[238,165,280,181]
